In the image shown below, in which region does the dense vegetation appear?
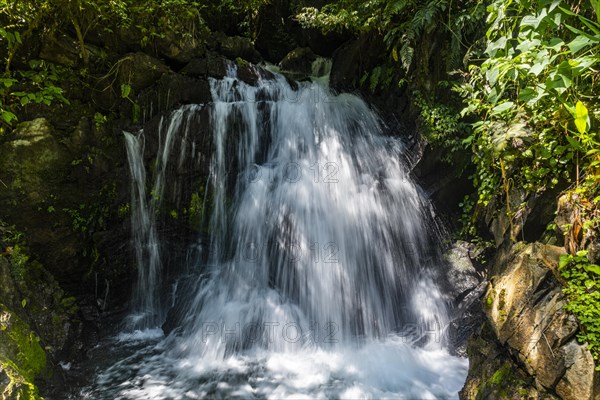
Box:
[0,0,269,132]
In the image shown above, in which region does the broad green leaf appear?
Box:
[516,38,541,53]
[585,264,600,275]
[1,110,17,124]
[121,83,131,98]
[545,74,568,93]
[547,37,564,51]
[486,67,499,86]
[569,56,597,76]
[521,8,547,29]
[485,37,507,57]
[487,86,502,104]
[566,135,584,151]
[568,35,594,54]
[0,78,17,88]
[548,0,561,13]
[529,60,548,76]
[559,254,570,269]
[574,101,589,134]
[564,23,600,43]
[518,87,537,102]
[491,101,514,115]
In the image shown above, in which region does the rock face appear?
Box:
[0,233,77,400]
[0,303,46,400]
[443,241,488,356]
[279,47,318,78]
[461,242,600,399]
[0,118,77,284]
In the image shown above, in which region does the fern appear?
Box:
[385,0,415,16]
[399,43,414,71]
[295,0,484,73]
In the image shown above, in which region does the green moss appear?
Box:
[0,303,46,400]
[0,360,42,400]
[485,293,493,308]
[489,362,512,386]
[498,289,506,310]
[235,57,249,67]
[118,202,130,219]
[60,296,78,314]
[188,180,213,233]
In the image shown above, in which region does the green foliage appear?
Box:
[111,0,207,48]
[296,0,485,71]
[187,184,212,232]
[0,60,69,130]
[458,0,600,216]
[414,92,469,160]
[0,0,215,129]
[560,250,600,369]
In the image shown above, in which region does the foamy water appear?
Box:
[80,331,467,399]
[78,64,468,399]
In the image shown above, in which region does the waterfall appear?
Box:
[85,67,468,399]
[124,132,163,330]
[123,105,202,330]
[177,68,450,358]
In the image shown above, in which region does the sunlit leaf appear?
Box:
[574,101,589,134]
[585,264,600,275]
[568,35,594,54]
[491,101,514,115]
[121,83,131,98]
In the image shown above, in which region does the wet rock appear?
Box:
[555,340,599,399]
[444,241,488,356]
[254,0,299,62]
[0,118,67,205]
[181,55,228,78]
[330,34,387,93]
[444,241,483,298]
[460,322,540,400]
[116,53,172,93]
[0,118,82,285]
[279,47,317,78]
[214,32,262,63]
[40,34,81,67]
[155,31,206,64]
[137,74,211,120]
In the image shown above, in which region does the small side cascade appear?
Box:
[123,104,204,331]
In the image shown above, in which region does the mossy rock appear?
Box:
[0,303,46,400]
[0,118,69,205]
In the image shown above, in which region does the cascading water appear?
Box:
[123,105,203,330]
[79,66,468,399]
[123,131,163,330]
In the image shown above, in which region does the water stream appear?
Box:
[78,66,468,399]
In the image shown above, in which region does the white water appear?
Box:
[124,131,163,329]
[83,66,468,399]
[123,105,203,330]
